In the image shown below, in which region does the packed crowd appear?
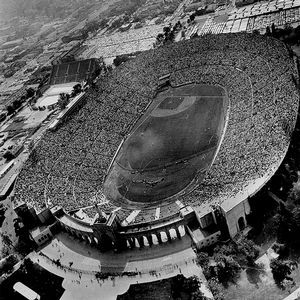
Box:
[83,25,165,60]
[14,33,299,226]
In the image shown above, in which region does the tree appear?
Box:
[190,14,196,22]
[156,33,164,43]
[3,151,15,161]
[123,14,130,23]
[182,275,201,292]
[236,238,260,265]
[22,258,34,273]
[72,84,82,96]
[113,54,130,67]
[270,258,296,286]
[165,30,175,43]
[1,234,12,248]
[0,255,18,276]
[12,99,22,110]
[197,251,209,267]
[271,23,276,35]
[0,204,5,228]
[207,278,225,300]
[26,87,35,98]
[163,26,171,36]
[57,93,69,110]
[214,254,241,284]
[84,20,100,33]
[172,275,207,300]
[276,204,300,246]
[0,233,12,258]
[191,290,207,300]
[288,177,300,205]
[6,105,15,115]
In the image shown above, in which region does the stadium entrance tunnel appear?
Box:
[104,84,228,204]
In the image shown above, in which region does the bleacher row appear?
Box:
[48,59,98,85]
[14,33,299,226]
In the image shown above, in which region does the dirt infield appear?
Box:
[105,84,227,204]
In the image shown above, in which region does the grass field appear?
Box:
[105,84,227,204]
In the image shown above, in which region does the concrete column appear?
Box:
[175,227,181,239]
[165,229,172,242]
[147,234,153,246]
[138,236,144,248]
[90,236,97,246]
[128,238,135,249]
[156,232,163,244]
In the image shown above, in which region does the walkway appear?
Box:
[29,232,213,299]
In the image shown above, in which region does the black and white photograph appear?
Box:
[1,0,300,299]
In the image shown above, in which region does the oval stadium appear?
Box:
[13,33,299,251]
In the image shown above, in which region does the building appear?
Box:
[13,33,299,253]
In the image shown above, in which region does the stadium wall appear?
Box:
[222,131,297,238]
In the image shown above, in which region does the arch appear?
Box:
[146,234,153,246]
[175,226,181,239]
[94,237,99,244]
[152,234,159,245]
[85,235,91,244]
[165,229,172,242]
[138,236,144,247]
[160,231,168,243]
[134,237,140,248]
[178,225,186,237]
[128,238,135,249]
[169,228,177,240]
[143,236,150,247]
[238,216,245,231]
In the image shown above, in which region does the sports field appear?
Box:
[105,84,227,204]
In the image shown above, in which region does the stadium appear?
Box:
[13,33,299,251]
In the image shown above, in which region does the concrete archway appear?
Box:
[152,234,159,245]
[178,225,186,237]
[169,228,177,240]
[143,236,150,247]
[238,216,245,231]
[160,231,168,243]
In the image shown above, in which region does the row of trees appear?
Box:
[6,87,35,117]
[245,84,300,290]
[266,23,300,45]
[154,21,182,47]
[171,274,207,300]
[0,255,18,277]
[57,84,82,110]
